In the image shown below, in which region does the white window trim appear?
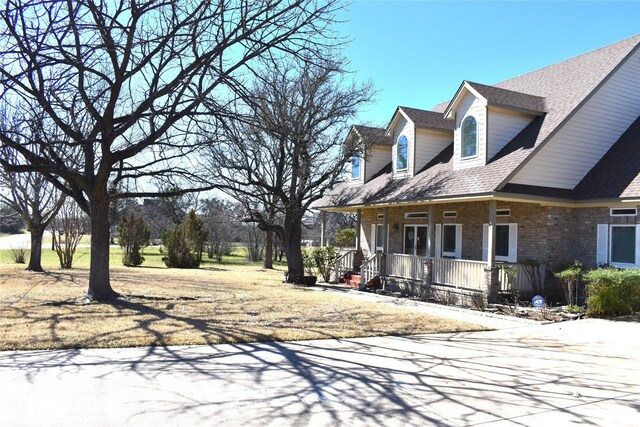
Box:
[371,223,387,253]
[404,212,428,219]
[439,223,462,258]
[597,224,640,267]
[376,213,384,220]
[610,207,637,217]
[443,210,457,218]
[609,224,639,268]
[496,209,511,217]
[482,223,518,263]
[403,224,429,256]
[395,135,409,172]
[351,154,361,180]
[460,115,479,160]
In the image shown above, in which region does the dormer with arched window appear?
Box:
[444,81,544,171]
[387,106,454,180]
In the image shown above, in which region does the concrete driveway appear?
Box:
[1,318,638,426]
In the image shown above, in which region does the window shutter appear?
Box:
[508,224,518,263]
[596,224,608,265]
[482,224,488,261]
[435,224,442,258]
[370,224,376,256]
[636,225,640,266]
[455,224,462,259]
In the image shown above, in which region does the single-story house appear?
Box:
[315,34,640,303]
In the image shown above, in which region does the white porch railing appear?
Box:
[378,253,547,294]
[432,258,486,291]
[360,253,381,286]
[386,253,426,281]
[333,250,356,282]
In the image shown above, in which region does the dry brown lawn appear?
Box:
[0,264,487,350]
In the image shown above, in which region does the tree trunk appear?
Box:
[283,210,304,283]
[87,197,118,301]
[26,227,44,272]
[263,230,274,269]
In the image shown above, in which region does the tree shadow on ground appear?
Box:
[2,328,639,426]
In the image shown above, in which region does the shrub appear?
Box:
[311,246,341,283]
[520,259,543,294]
[118,211,150,267]
[302,249,316,276]
[162,224,200,268]
[161,210,207,268]
[585,268,640,317]
[184,210,207,262]
[333,228,356,248]
[9,245,27,263]
[554,261,583,305]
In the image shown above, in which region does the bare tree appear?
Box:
[51,199,89,269]
[244,224,266,262]
[201,198,238,262]
[0,202,22,234]
[210,59,374,282]
[0,0,343,300]
[0,148,65,272]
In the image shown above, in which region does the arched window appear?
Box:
[396,135,408,170]
[351,154,361,179]
[461,116,477,158]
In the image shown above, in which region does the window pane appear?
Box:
[376,224,385,250]
[461,116,477,158]
[496,225,509,257]
[404,226,414,254]
[416,226,428,256]
[351,155,360,179]
[396,135,408,170]
[611,226,635,264]
[443,225,456,253]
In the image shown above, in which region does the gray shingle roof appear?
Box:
[398,106,455,131]
[466,81,546,114]
[352,125,392,146]
[318,34,640,209]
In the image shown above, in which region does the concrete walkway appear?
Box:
[1,318,639,426]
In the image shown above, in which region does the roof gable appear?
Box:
[351,125,392,146]
[385,106,454,136]
[443,80,547,119]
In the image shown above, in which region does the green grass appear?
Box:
[0,243,285,270]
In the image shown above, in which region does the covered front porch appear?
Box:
[322,199,553,302]
[334,251,545,298]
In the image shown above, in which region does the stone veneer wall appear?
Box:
[358,202,640,267]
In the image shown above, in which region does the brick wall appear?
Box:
[357,202,640,267]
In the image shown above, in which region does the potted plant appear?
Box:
[301,250,317,286]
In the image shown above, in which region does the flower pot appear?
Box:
[302,275,317,286]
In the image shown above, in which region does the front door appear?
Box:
[404,225,428,256]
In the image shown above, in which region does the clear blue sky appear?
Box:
[336,1,640,127]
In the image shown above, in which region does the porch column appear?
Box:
[487,201,496,268]
[320,211,327,247]
[382,207,389,253]
[354,209,363,271]
[427,204,435,258]
[355,209,362,251]
[484,200,500,302]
